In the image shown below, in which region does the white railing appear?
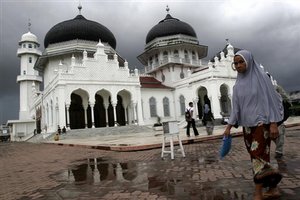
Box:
[145,57,201,72]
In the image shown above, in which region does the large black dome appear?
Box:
[146,14,197,44]
[44,15,116,49]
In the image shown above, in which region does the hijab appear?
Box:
[228,50,283,127]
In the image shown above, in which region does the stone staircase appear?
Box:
[27,125,155,143]
[64,125,154,138]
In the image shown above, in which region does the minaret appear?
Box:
[16,21,42,120]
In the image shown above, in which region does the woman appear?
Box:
[223,50,283,200]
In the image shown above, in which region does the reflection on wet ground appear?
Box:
[53,156,242,199]
[46,132,300,200]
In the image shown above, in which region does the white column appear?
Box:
[104,104,109,127]
[133,103,137,125]
[209,84,222,119]
[124,104,128,125]
[53,104,57,128]
[83,105,88,128]
[112,103,117,126]
[90,103,95,128]
[66,104,71,130]
[193,97,199,119]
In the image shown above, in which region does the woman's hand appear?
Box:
[224,124,232,137]
[269,123,279,139]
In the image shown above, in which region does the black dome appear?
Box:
[44,15,116,49]
[146,14,197,44]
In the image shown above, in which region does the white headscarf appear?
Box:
[228,50,283,127]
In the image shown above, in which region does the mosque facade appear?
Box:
[8,7,238,141]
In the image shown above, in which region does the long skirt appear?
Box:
[243,124,282,188]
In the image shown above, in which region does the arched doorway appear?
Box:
[220,84,231,117]
[94,94,106,127]
[116,95,126,125]
[197,87,209,119]
[107,97,114,127]
[69,93,85,129]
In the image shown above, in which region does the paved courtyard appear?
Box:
[1,126,300,200]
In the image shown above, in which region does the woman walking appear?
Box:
[223,50,283,200]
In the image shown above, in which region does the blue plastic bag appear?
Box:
[220,135,232,159]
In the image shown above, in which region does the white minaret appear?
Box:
[17,23,42,120]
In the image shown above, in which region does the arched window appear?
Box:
[163,97,170,117]
[149,97,157,117]
[179,95,185,115]
[149,57,153,66]
[184,50,189,59]
[23,44,26,48]
[29,57,32,63]
[163,51,168,60]
[155,54,158,63]
[192,51,196,60]
[174,50,179,58]
[28,44,32,48]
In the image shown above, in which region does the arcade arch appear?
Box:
[219,84,231,117]
[197,87,210,119]
[69,89,89,129]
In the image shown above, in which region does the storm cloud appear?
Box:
[1,0,300,124]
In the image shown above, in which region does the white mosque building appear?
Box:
[8,6,238,141]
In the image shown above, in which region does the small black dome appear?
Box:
[146,14,197,44]
[44,15,116,49]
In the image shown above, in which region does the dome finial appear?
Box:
[225,38,229,44]
[166,5,170,14]
[28,18,31,32]
[78,0,82,15]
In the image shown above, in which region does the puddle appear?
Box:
[56,157,233,199]
[63,158,139,184]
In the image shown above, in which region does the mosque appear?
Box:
[8,6,238,141]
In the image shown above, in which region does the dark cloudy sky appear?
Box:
[1,0,300,124]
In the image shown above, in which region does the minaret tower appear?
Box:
[17,21,42,120]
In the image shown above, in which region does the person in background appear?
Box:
[186,102,199,137]
[223,50,283,200]
[62,126,67,134]
[57,126,61,135]
[266,72,292,159]
[274,84,291,159]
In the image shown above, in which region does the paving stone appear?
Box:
[1,127,300,199]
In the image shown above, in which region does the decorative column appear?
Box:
[123,103,128,125]
[83,105,88,128]
[53,103,58,129]
[105,104,109,127]
[90,103,95,128]
[66,104,70,130]
[133,102,137,125]
[112,102,117,126]
[193,97,199,119]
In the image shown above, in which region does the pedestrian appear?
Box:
[186,102,199,137]
[273,84,291,159]
[62,126,66,134]
[57,126,61,135]
[223,50,283,200]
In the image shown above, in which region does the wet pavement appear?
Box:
[1,126,300,200]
